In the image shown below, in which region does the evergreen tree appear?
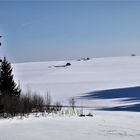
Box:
[0,57,21,116]
[0,57,21,97]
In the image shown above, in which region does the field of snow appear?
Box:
[0,111,140,140]
[0,56,140,140]
[12,56,140,109]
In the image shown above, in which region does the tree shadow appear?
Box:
[98,103,140,112]
[80,86,140,112]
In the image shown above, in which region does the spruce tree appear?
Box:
[0,57,21,97]
[0,57,21,116]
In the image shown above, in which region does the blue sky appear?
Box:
[0,0,140,63]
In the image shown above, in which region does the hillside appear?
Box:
[13,56,140,110]
[0,56,140,140]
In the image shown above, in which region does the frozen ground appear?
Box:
[0,111,140,140]
[12,56,140,109]
[0,56,140,140]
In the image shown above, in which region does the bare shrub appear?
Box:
[69,97,76,110]
[44,92,52,112]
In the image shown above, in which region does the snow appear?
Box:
[0,56,140,140]
[0,111,140,140]
[12,56,140,108]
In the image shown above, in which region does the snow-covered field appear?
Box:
[13,56,140,109]
[0,56,139,140]
[0,111,140,140]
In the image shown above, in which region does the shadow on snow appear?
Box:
[99,103,140,112]
[80,86,140,112]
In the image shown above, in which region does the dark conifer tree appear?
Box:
[0,57,21,97]
[0,57,21,116]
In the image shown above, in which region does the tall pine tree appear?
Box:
[0,57,21,116]
[0,57,21,97]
